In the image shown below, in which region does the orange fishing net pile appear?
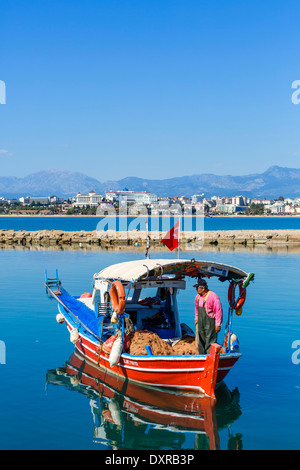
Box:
[128,330,173,355]
[127,330,197,356]
[172,335,198,355]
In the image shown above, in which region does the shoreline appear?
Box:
[1,228,300,248]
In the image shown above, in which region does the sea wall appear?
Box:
[1,229,300,247]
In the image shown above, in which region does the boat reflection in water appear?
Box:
[46,350,243,450]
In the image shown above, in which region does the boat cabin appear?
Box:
[87,259,251,341]
[93,276,185,338]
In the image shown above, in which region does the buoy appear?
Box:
[56,313,65,324]
[230,333,240,352]
[70,328,79,344]
[80,292,92,298]
[109,335,123,367]
[110,281,126,315]
[224,332,240,352]
[102,409,115,424]
[111,311,118,324]
[235,307,243,316]
[108,399,121,426]
[102,333,118,355]
[228,282,246,310]
[70,375,80,386]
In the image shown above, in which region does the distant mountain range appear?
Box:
[1,166,300,199]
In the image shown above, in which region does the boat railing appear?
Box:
[97,301,112,318]
[45,269,61,298]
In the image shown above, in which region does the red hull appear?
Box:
[65,318,241,399]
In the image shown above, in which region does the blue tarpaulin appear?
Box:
[59,287,105,338]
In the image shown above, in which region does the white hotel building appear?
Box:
[74,190,103,207]
[105,190,157,205]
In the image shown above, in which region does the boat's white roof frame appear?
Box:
[94,258,249,283]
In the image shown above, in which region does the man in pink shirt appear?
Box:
[194,278,223,354]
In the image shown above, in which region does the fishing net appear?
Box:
[128,330,197,356]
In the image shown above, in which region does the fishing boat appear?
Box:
[45,258,254,400]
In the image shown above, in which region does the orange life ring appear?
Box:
[228,282,246,310]
[110,281,126,315]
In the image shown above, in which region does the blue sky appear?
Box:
[1,0,300,181]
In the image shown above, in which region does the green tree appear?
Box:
[245,203,264,215]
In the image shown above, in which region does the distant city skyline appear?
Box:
[1,0,300,180]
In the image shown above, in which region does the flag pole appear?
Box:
[145,219,150,259]
[178,218,180,259]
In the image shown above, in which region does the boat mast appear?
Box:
[177,218,180,259]
[145,219,150,259]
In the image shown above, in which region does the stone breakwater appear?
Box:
[1,229,300,247]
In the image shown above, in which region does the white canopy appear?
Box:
[94,258,249,283]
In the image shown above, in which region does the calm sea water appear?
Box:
[1,215,300,232]
[0,246,299,450]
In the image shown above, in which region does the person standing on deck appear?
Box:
[194,279,223,354]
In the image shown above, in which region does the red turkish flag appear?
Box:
[160,220,180,251]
